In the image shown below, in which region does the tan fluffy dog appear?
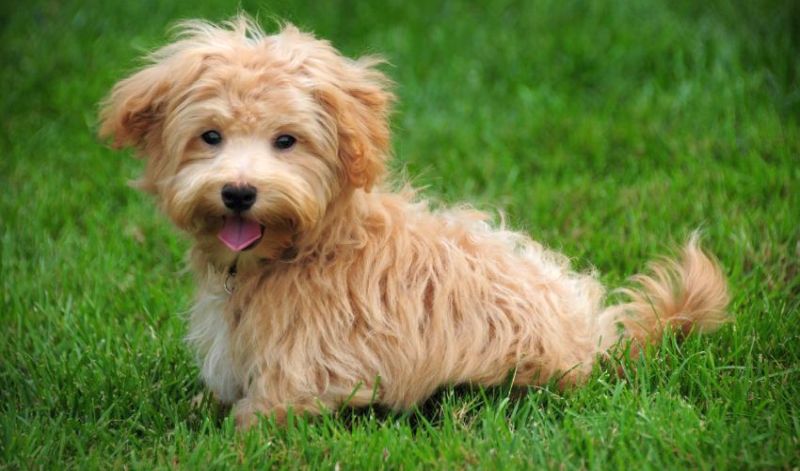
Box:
[99,16,730,428]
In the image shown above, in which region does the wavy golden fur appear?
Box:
[99,16,730,428]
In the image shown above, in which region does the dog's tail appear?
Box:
[596,234,730,354]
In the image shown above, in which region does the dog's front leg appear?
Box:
[232,396,327,429]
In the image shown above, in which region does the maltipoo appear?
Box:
[99,16,729,428]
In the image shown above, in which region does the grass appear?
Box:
[1,0,798,468]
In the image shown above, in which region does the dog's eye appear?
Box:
[201,130,223,146]
[274,134,296,150]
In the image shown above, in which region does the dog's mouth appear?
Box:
[218,215,264,252]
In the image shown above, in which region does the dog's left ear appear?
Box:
[302,37,394,190]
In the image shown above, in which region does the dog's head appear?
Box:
[100,16,393,260]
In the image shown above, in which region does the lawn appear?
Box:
[2,0,799,468]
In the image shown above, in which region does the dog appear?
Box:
[99,16,730,428]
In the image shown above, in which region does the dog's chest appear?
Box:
[186,285,242,404]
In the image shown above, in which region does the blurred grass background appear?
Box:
[1,0,798,468]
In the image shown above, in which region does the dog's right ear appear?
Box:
[99,59,189,193]
[98,62,173,154]
[99,19,230,157]
[98,42,208,191]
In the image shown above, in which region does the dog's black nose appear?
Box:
[221,183,257,211]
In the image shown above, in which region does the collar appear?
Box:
[223,258,238,295]
[220,246,299,295]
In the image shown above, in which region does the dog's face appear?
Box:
[100,18,392,260]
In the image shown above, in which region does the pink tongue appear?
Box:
[218,216,263,252]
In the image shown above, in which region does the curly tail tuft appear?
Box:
[598,234,731,353]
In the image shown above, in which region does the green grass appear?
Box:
[2,0,799,468]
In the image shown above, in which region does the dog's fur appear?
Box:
[99,16,730,427]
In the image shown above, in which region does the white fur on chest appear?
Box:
[186,281,242,404]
